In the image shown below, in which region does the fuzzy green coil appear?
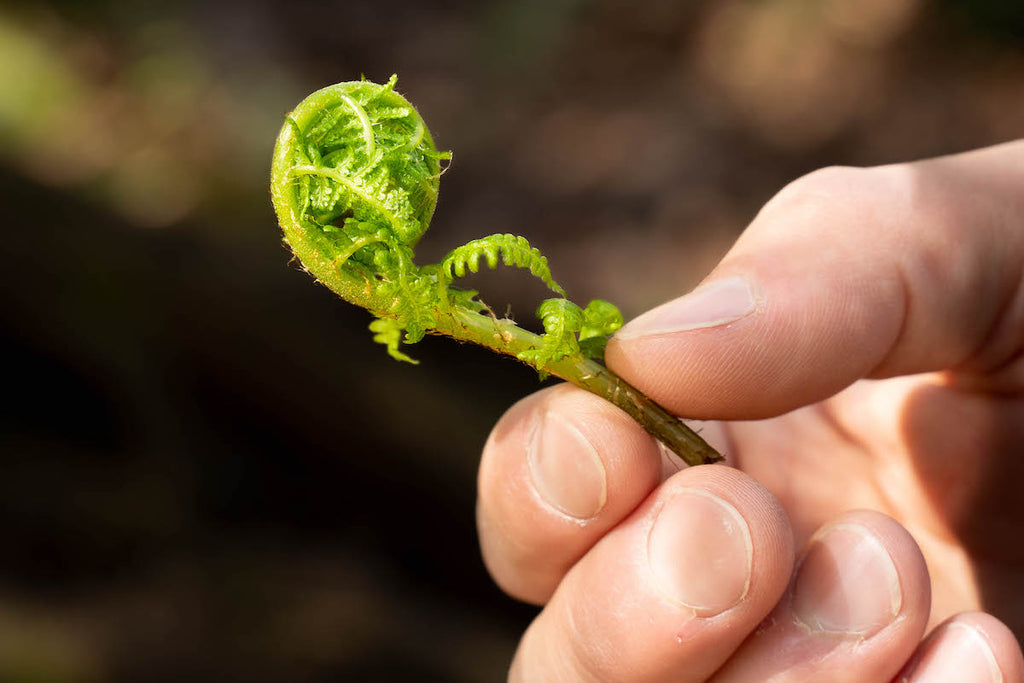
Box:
[270,76,722,466]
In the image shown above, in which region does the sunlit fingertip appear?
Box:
[901,621,1003,682]
[647,487,753,615]
[791,522,902,637]
[527,410,608,520]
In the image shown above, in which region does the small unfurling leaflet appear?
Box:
[441,234,566,297]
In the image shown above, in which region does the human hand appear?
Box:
[477,141,1024,681]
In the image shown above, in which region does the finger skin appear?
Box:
[607,140,1024,420]
[478,383,663,604]
[896,611,1024,682]
[711,510,931,682]
[509,466,794,683]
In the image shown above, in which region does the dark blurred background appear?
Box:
[1,0,1022,680]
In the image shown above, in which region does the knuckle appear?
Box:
[752,164,908,243]
[766,165,868,218]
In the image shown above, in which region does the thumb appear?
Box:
[606,140,1024,420]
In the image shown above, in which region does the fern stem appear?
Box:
[556,359,723,467]
[439,308,722,466]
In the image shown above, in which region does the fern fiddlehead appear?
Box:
[270,76,721,466]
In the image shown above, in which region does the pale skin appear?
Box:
[477,140,1024,681]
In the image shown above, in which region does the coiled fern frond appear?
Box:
[440,234,565,296]
[270,76,721,466]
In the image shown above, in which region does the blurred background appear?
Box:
[1,0,1022,680]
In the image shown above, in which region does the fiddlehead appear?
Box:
[270,76,722,466]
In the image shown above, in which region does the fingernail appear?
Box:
[615,276,758,339]
[527,412,607,520]
[647,488,753,615]
[792,523,901,637]
[902,623,1002,683]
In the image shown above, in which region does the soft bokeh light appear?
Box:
[2,0,1022,679]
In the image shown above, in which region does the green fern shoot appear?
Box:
[270,76,721,466]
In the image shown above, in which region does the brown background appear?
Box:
[2,0,1023,679]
